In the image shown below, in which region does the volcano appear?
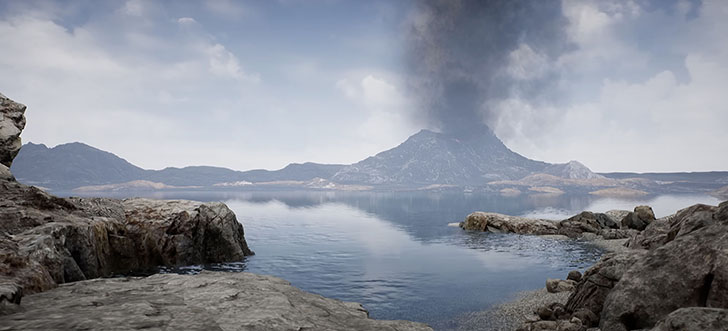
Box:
[331,127,548,186]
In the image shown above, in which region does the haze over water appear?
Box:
[64,190,720,329]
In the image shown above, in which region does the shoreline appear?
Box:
[454,237,628,330]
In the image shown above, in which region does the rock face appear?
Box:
[460,212,559,235]
[558,211,618,238]
[0,179,254,298]
[0,271,432,331]
[600,204,728,331]
[0,93,26,168]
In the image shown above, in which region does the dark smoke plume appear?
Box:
[405,0,568,137]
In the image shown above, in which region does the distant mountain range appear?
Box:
[11,142,344,190]
[10,127,728,195]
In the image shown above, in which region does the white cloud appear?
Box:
[177,17,197,25]
[489,0,728,172]
[205,43,261,83]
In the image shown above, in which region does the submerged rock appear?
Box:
[0,271,433,331]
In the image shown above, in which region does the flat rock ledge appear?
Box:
[0,271,432,331]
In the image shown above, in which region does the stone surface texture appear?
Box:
[0,271,432,331]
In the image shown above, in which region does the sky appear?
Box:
[0,0,726,173]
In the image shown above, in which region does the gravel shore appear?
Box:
[453,289,570,330]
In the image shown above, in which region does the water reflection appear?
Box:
[61,190,720,329]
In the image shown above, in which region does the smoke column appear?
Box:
[405,0,568,137]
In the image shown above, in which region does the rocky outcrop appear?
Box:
[460,212,559,235]
[0,271,432,331]
[520,201,728,331]
[0,93,26,168]
[461,209,632,239]
[0,179,254,298]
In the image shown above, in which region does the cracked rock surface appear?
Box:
[0,271,432,331]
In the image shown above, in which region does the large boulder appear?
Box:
[0,271,433,331]
[460,212,559,235]
[0,93,26,168]
[600,221,728,330]
[620,205,655,231]
[563,252,646,324]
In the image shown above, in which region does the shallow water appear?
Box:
[65,190,720,329]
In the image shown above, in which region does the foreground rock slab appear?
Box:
[0,271,432,331]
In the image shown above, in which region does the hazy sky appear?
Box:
[0,0,726,173]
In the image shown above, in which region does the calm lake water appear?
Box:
[61,190,720,330]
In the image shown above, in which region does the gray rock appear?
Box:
[651,307,728,331]
[620,205,655,231]
[600,222,728,330]
[600,228,639,240]
[626,203,719,250]
[0,93,26,168]
[605,210,630,225]
[564,252,646,324]
[546,279,577,293]
[461,212,559,235]
[567,270,582,282]
[0,271,432,331]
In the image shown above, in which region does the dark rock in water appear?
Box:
[0,271,432,330]
[0,93,26,168]
[567,270,582,282]
[620,205,655,231]
[460,212,559,235]
[651,307,728,331]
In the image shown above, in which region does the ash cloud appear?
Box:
[404,0,569,136]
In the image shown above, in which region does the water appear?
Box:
[63,190,720,329]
